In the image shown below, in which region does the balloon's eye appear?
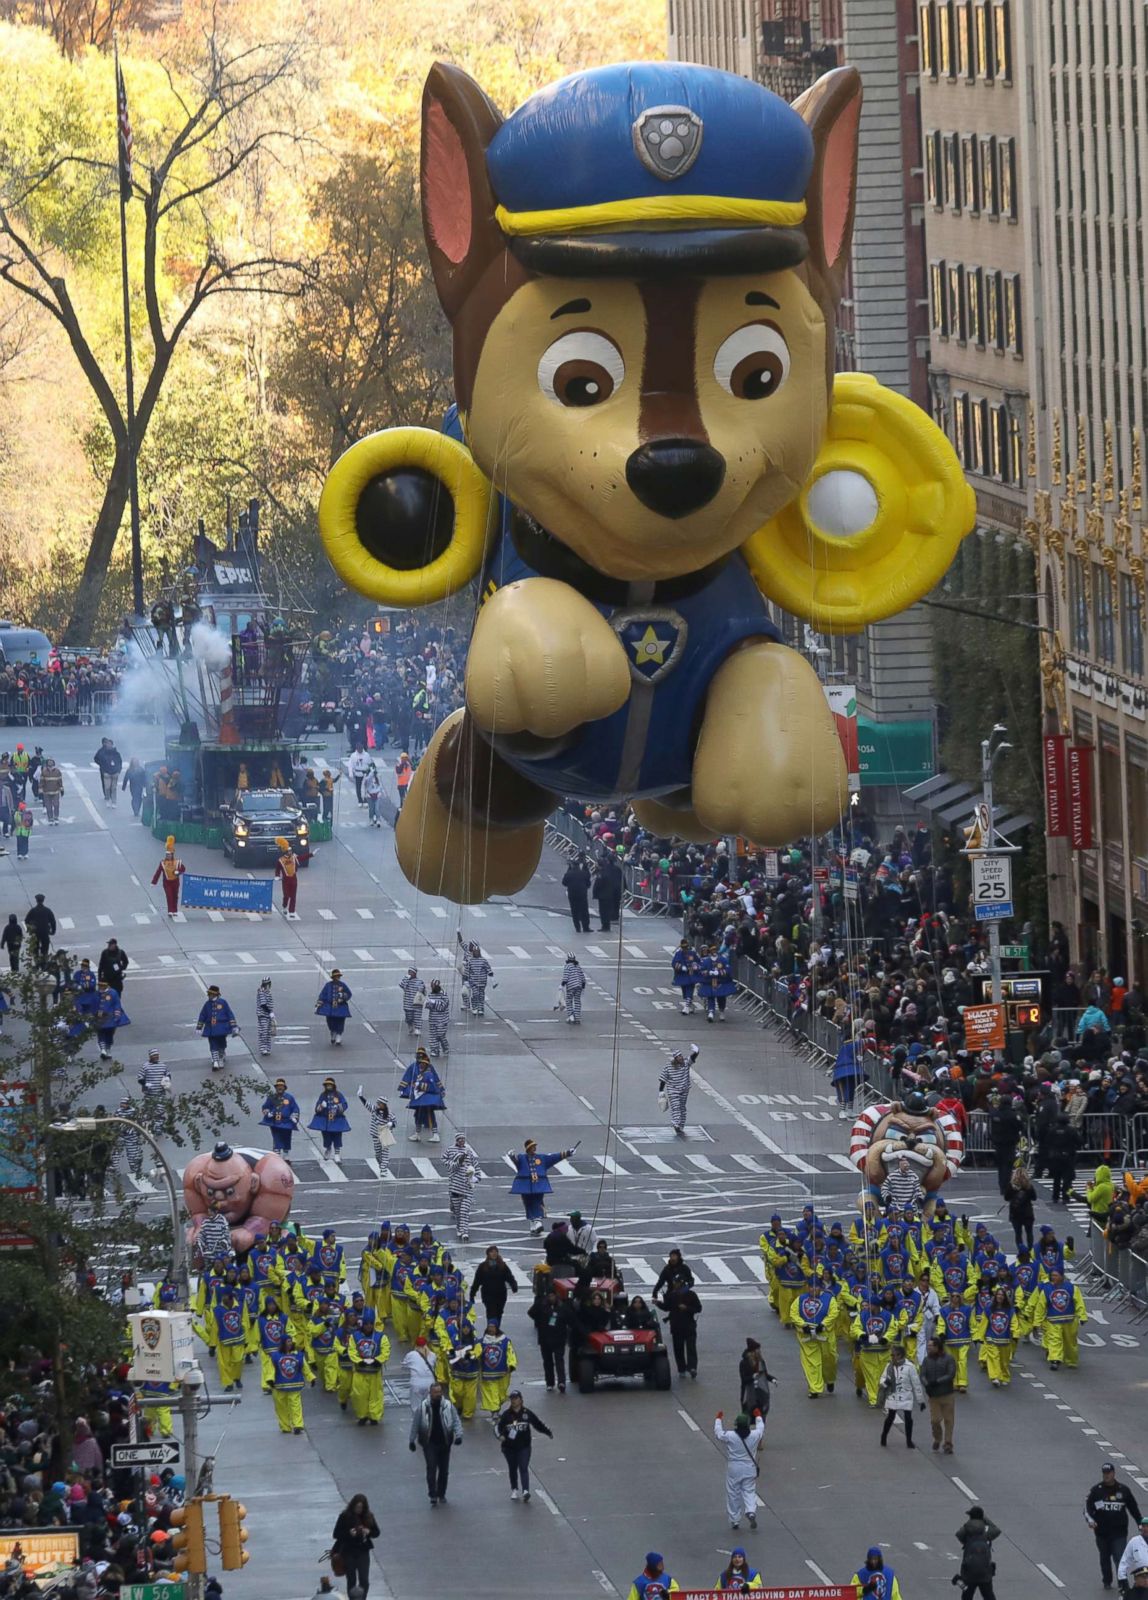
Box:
[713,321,790,399]
[539,331,625,407]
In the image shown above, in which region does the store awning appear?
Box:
[902,771,1033,837]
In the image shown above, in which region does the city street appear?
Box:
[5,720,1145,1600]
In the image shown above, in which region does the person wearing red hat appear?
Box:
[151,836,185,916]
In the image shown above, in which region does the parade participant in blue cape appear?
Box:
[698,944,735,1023]
[317,58,975,909]
[315,969,353,1045]
[507,1138,578,1235]
[854,1547,904,1600]
[94,983,130,1061]
[196,984,239,1071]
[671,939,700,1016]
[71,957,99,1017]
[260,1078,302,1159]
[308,1076,351,1164]
[398,1046,447,1143]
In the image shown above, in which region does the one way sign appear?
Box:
[111,1440,181,1469]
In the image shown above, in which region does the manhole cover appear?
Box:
[617,1125,712,1144]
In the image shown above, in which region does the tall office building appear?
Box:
[667,0,940,817]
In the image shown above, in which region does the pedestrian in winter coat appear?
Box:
[2,912,23,972]
[38,759,63,824]
[309,1078,350,1162]
[316,970,352,1044]
[260,1079,300,1157]
[713,1411,763,1531]
[398,967,426,1035]
[920,1336,957,1453]
[495,1391,554,1501]
[562,854,591,933]
[255,977,275,1056]
[121,757,147,816]
[1085,1462,1142,1588]
[470,1246,519,1324]
[592,852,622,932]
[659,1044,699,1135]
[196,986,238,1069]
[97,939,129,994]
[955,1507,1001,1599]
[878,1344,925,1448]
[93,738,122,804]
[409,1384,463,1505]
[330,1494,379,1600]
[558,954,586,1023]
[528,1290,571,1393]
[403,1337,438,1407]
[24,895,56,961]
[1004,1169,1036,1253]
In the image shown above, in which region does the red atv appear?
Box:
[553,1276,672,1394]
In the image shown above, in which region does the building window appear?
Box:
[956,1,970,76]
[985,270,1002,348]
[976,1,993,79]
[994,0,1013,82]
[962,136,980,213]
[1094,569,1116,665]
[1068,555,1090,653]
[1004,273,1022,354]
[978,400,991,473]
[953,391,969,464]
[948,263,966,340]
[925,131,940,204]
[939,1,954,76]
[990,404,1005,478]
[999,137,1017,219]
[1009,412,1023,484]
[981,136,998,215]
[920,2,937,76]
[1123,572,1145,678]
[930,259,947,334]
[966,266,983,345]
[944,135,960,209]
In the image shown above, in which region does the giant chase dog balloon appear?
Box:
[320,63,975,903]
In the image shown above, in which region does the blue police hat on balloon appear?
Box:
[485,62,815,276]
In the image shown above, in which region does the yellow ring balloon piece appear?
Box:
[319,426,495,607]
[740,371,976,634]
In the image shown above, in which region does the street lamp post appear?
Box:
[51,1113,203,1600]
[980,725,1013,1010]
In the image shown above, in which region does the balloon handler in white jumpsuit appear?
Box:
[713,1410,764,1531]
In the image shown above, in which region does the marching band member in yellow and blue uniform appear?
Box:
[715,1549,762,1592]
[256,1297,291,1391]
[349,1309,391,1425]
[1032,1269,1087,1370]
[851,1289,905,1406]
[311,1229,346,1295]
[790,1278,838,1397]
[309,1308,340,1393]
[206,1288,249,1392]
[267,1335,313,1435]
[939,1288,976,1392]
[982,1289,1019,1388]
[478,1321,517,1417]
[139,1381,179,1437]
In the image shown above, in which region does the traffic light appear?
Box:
[218,1494,250,1569]
[170,1500,207,1574]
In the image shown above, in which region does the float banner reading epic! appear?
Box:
[1043,733,1068,837]
[181,874,274,912]
[1067,744,1094,850]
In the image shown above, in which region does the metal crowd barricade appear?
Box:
[1131,1115,1148,1166]
[0,691,32,726]
[1074,1111,1130,1164]
[1051,1007,1085,1039]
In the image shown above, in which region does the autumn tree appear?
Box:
[0,0,163,57]
[0,10,313,643]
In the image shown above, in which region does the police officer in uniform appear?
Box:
[1085,1462,1142,1590]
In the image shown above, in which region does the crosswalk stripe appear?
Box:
[509,945,530,959]
[277,951,298,963]
[364,1158,394,1180]
[194,953,219,967]
[392,948,414,961]
[246,911,263,923]
[684,1153,722,1173]
[554,1160,579,1177]
[779,1151,819,1175]
[354,948,375,961]
[356,908,375,919]
[740,1255,767,1281]
[159,955,178,967]
[624,943,646,957]
[412,1157,440,1180]
[437,947,454,961]
[394,908,411,919]
[624,1257,658,1285]
[97,914,113,927]
[430,906,447,918]
[599,1155,628,1175]
[662,944,679,954]
[318,909,336,921]
[207,910,225,923]
[133,912,151,924]
[237,953,257,965]
[172,912,187,923]
[639,1153,675,1174]
[316,950,337,965]
[59,916,75,930]
[826,1153,858,1171]
[703,1255,739,1284]
[546,945,566,957]
[318,1157,347,1183]
[731,1153,770,1174]
[471,908,486,917]
[587,944,608,957]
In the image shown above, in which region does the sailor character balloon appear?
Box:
[319,59,974,904]
[850,1097,964,1218]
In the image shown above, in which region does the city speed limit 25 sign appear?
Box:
[971,854,1013,921]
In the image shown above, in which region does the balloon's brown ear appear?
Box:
[420,62,505,323]
[793,66,863,301]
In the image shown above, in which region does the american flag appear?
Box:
[116,51,133,201]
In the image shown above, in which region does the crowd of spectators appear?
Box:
[0,653,124,727]
[0,1351,214,1598]
[307,617,466,756]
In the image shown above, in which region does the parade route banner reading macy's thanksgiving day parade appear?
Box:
[675,1589,857,1598]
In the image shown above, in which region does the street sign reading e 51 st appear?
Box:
[972,854,1013,921]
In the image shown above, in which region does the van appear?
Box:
[0,622,53,666]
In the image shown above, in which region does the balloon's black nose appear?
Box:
[625,439,726,519]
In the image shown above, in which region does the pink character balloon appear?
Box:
[183,1141,294,1256]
